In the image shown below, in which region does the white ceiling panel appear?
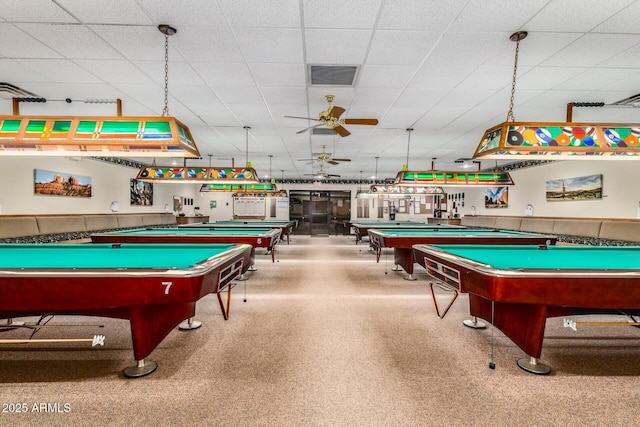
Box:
[302,0,382,29]
[305,29,372,64]
[234,28,304,63]
[526,0,636,32]
[55,0,152,25]
[0,0,77,22]
[136,0,227,27]
[17,23,122,59]
[249,63,306,87]
[367,31,442,66]
[3,2,640,177]
[357,65,417,88]
[378,0,467,32]
[0,24,62,58]
[218,0,301,28]
[543,34,640,68]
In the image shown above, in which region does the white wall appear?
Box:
[0,157,198,215]
[1,157,635,220]
[458,160,638,219]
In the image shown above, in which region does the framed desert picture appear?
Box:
[485,187,508,208]
[130,178,153,206]
[546,174,603,201]
[34,169,92,198]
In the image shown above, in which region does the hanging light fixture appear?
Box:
[138,125,261,184]
[473,31,640,160]
[392,127,514,186]
[0,25,200,157]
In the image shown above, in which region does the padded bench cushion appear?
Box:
[0,217,40,239]
[83,215,119,231]
[494,217,522,231]
[519,218,555,234]
[36,216,86,235]
[599,222,640,243]
[553,220,602,238]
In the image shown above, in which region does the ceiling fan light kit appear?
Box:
[286,95,378,137]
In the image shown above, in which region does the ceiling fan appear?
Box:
[304,163,340,179]
[298,144,351,165]
[285,95,379,137]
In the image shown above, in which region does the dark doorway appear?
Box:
[289,190,351,235]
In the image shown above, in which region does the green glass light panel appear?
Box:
[0,115,200,157]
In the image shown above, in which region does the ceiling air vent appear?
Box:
[309,65,359,86]
[312,128,337,135]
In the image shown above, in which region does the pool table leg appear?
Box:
[124,359,158,378]
[178,317,202,330]
[217,288,232,321]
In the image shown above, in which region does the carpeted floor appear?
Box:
[1,235,640,426]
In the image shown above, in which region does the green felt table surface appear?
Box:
[428,244,640,270]
[373,229,546,237]
[0,243,239,269]
[104,227,276,236]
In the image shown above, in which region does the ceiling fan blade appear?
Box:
[328,106,345,119]
[333,125,351,137]
[296,123,325,134]
[297,159,316,162]
[327,174,341,178]
[331,158,351,162]
[344,118,379,125]
[285,115,321,121]
[327,160,339,165]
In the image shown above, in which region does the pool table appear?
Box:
[369,228,557,280]
[91,227,282,267]
[412,244,640,374]
[348,220,465,245]
[179,220,297,244]
[0,243,252,378]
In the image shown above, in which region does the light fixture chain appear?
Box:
[506,38,522,122]
[162,33,170,117]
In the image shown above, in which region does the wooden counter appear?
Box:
[175,215,209,224]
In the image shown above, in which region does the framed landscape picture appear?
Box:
[34,169,92,198]
[546,174,603,202]
[130,178,153,206]
[485,187,508,208]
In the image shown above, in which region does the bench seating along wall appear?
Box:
[0,213,177,243]
[461,215,640,246]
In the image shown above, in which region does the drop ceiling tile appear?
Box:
[133,60,205,85]
[543,34,640,68]
[456,65,518,91]
[303,0,382,28]
[171,27,243,63]
[351,88,402,106]
[55,0,153,25]
[305,29,372,64]
[367,31,442,65]
[227,104,275,127]
[358,64,417,88]
[0,24,62,58]
[378,0,467,31]
[601,44,640,69]
[90,25,182,61]
[526,0,636,32]
[136,0,227,26]
[168,84,221,105]
[0,58,51,83]
[592,1,640,33]
[0,0,77,22]
[218,0,300,27]
[214,86,264,104]
[248,63,306,87]
[192,62,255,87]
[17,23,122,59]
[261,87,308,105]
[73,60,153,84]
[394,89,449,108]
[555,68,640,91]
[516,67,590,90]
[449,0,548,32]
[234,28,303,63]
[13,58,103,83]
